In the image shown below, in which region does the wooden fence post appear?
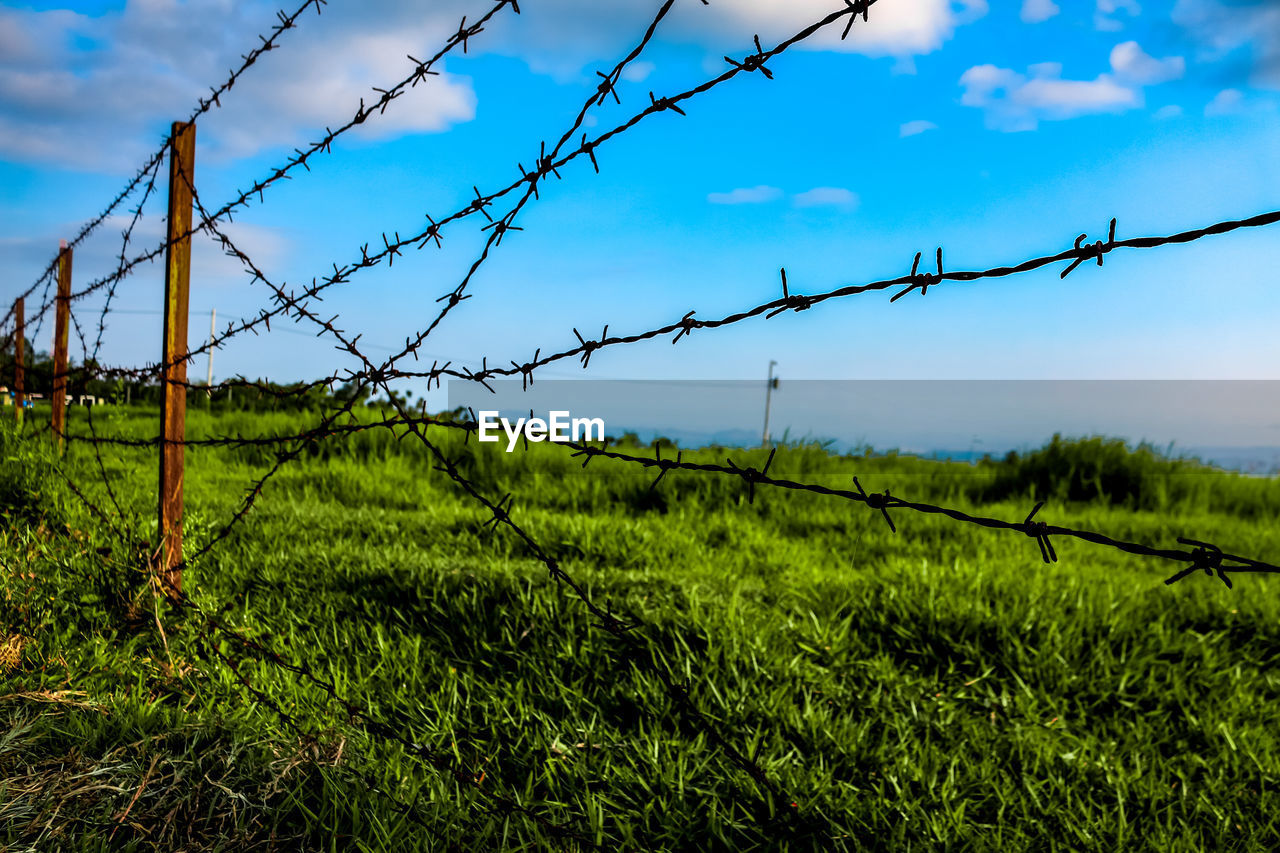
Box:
[51,241,71,453]
[159,120,196,599]
[12,297,23,425]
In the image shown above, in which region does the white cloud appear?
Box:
[961,62,1139,130]
[688,0,988,59]
[960,64,1023,106]
[1172,0,1280,90]
[708,185,858,207]
[1110,41,1184,85]
[1021,0,1060,24]
[1153,103,1184,119]
[416,0,989,80]
[0,212,290,297]
[1095,0,1141,31]
[0,2,478,170]
[707,185,783,205]
[1205,87,1245,115]
[1203,87,1278,116]
[0,8,86,66]
[620,61,655,83]
[0,0,993,172]
[899,119,938,136]
[792,187,858,208]
[1020,73,1139,113]
[961,41,1183,131]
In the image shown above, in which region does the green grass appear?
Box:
[2,406,1279,850]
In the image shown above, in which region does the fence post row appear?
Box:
[51,242,71,453]
[158,120,195,599]
[12,297,22,425]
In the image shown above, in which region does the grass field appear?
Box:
[2,404,1279,851]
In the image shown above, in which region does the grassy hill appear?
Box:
[2,407,1278,850]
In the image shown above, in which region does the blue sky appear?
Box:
[2,0,1279,407]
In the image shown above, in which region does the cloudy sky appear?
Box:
[1,0,1278,406]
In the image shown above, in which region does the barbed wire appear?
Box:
[11,0,1275,603]
[31,204,1280,409]
[559,438,1278,590]
[0,0,624,841]
[25,0,881,393]
[88,158,166,367]
[7,0,519,336]
[66,305,130,522]
[48,409,1280,591]
[1,0,329,331]
[37,455,601,850]
[18,0,868,831]
[8,0,843,840]
[6,0,1280,845]
[317,209,1280,393]
[162,9,817,824]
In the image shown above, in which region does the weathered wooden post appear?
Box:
[158,120,196,599]
[51,242,71,452]
[12,297,23,425]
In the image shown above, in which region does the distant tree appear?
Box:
[333,380,371,405]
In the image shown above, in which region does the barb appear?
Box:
[1164,538,1232,589]
[1021,501,1057,564]
[890,247,944,302]
[1061,217,1117,279]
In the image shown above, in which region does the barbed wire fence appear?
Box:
[2,0,1278,845]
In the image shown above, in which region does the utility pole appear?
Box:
[762,360,778,447]
[206,308,215,398]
